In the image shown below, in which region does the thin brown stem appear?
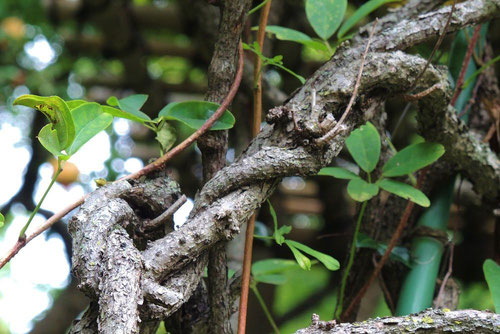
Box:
[142,195,187,231]
[316,20,377,145]
[435,177,463,307]
[403,83,441,102]
[409,0,456,91]
[458,73,483,118]
[238,2,272,333]
[341,168,428,321]
[450,24,482,107]
[0,42,245,271]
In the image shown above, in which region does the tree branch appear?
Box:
[295,309,500,334]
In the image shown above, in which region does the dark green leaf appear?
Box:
[254,274,288,285]
[382,142,444,177]
[67,103,113,155]
[318,167,360,180]
[305,0,347,40]
[337,0,400,38]
[13,95,75,149]
[356,232,378,249]
[285,240,340,271]
[379,178,430,207]
[0,213,4,228]
[346,122,381,173]
[483,259,500,313]
[356,233,411,267]
[347,178,379,202]
[155,122,177,153]
[252,259,300,276]
[106,94,151,122]
[286,243,311,270]
[159,101,235,130]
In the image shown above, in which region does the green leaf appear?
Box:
[265,25,312,43]
[277,225,292,236]
[264,26,329,52]
[254,274,288,285]
[101,105,148,124]
[267,202,292,245]
[382,142,444,177]
[379,178,430,207]
[306,0,347,40]
[285,240,340,271]
[66,100,87,110]
[347,178,379,202]
[286,244,312,270]
[318,167,360,179]
[159,101,235,130]
[155,122,177,153]
[345,122,381,173]
[337,0,400,38]
[243,42,306,84]
[356,232,378,249]
[38,124,62,157]
[13,95,75,149]
[106,94,151,122]
[462,55,500,89]
[356,233,411,267]
[252,259,300,276]
[67,103,113,155]
[483,259,500,313]
[0,213,4,228]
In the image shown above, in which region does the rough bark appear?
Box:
[66,1,500,332]
[295,309,500,334]
[178,0,251,333]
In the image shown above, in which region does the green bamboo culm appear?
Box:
[395,179,453,315]
[18,159,63,238]
[395,25,488,315]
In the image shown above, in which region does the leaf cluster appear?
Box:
[13,94,236,160]
[255,201,340,274]
[263,0,400,56]
[319,122,445,207]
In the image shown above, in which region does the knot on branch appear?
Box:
[68,173,198,333]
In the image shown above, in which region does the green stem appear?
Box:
[249,0,271,15]
[323,39,333,55]
[335,199,368,319]
[19,159,63,238]
[251,283,280,334]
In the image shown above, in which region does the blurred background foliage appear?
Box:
[0,0,498,333]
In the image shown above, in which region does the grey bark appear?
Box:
[295,309,500,334]
[67,1,500,332]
